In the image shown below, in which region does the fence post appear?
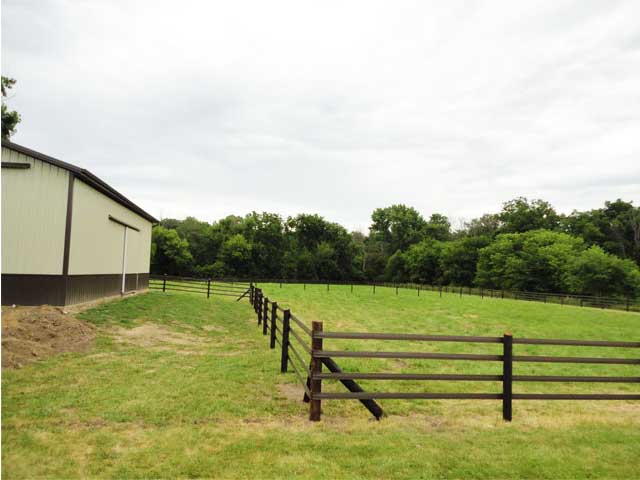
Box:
[373,283,376,294]
[395,284,398,296]
[207,279,211,299]
[162,274,167,292]
[310,321,323,421]
[257,291,263,324]
[280,309,291,372]
[270,302,277,348]
[263,298,269,335]
[502,333,513,422]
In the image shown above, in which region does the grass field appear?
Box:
[2,285,639,479]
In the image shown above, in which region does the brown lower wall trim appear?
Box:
[1,273,149,306]
[1,274,66,306]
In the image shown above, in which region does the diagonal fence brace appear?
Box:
[303,357,384,420]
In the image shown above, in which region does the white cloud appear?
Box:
[2,0,639,230]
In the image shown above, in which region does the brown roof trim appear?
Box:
[2,140,158,223]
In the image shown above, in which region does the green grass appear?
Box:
[2,285,639,479]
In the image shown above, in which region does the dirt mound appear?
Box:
[2,305,96,369]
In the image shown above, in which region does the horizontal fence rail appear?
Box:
[150,274,250,300]
[248,285,639,422]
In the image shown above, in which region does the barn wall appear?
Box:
[68,179,152,275]
[1,147,69,275]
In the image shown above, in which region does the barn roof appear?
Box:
[2,140,158,223]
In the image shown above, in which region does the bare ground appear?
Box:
[2,305,96,369]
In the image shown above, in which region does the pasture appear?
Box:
[2,285,639,479]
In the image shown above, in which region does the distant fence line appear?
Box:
[149,274,250,300]
[248,285,640,422]
[151,274,640,313]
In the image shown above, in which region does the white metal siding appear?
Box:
[1,147,69,274]
[68,179,152,275]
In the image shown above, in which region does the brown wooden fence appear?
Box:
[249,285,640,422]
[152,275,640,312]
[150,274,250,300]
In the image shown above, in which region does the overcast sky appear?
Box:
[2,1,639,232]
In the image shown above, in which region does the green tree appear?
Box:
[461,214,501,238]
[295,249,316,279]
[219,234,252,276]
[315,241,339,279]
[499,198,560,233]
[1,76,21,140]
[175,216,217,266]
[384,250,407,282]
[404,239,444,284]
[563,200,640,265]
[566,246,640,297]
[243,212,286,277]
[475,230,584,292]
[440,235,491,286]
[150,226,193,275]
[424,213,451,241]
[370,205,427,254]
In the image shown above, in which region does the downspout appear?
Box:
[121,226,128,294]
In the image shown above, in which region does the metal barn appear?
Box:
[1,141,157,306]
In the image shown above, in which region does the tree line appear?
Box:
[151,198,640,298]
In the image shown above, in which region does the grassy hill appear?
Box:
[2,286,638,478]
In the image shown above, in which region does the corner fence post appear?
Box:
[280,309,291,373]
[309,321,323,421]
[502,333,513,422]
[207,279,211,299]
[270,302,277,348]
[263,298,269,335]
[162,274,167,292]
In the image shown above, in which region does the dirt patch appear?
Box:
[277,382,305,401]
[2,305,96,369]
[108,323,208,354]
[203,325,226,332]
